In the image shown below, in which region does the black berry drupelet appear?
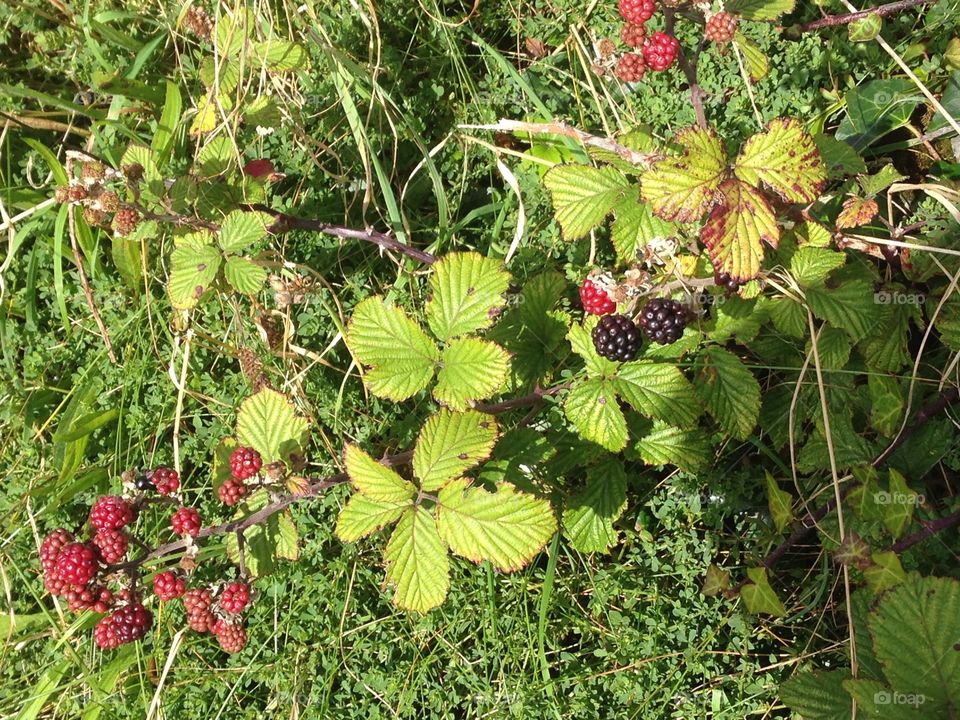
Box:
[592,314,641,361]
[638,298,687,344]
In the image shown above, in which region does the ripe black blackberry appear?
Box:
[592,314,641,362]
[638,298,687,345]
[713,269,744,295]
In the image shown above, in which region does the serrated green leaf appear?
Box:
[741,567,786,616]
[223,255,268,295]
[214,9,249,57]
[641,126,726,223]
[562,461,627,553]
[112,237,143,294]
[335,493,410,542]
[735,118,826,203]
[436,478,556,571]
[836,79,922,151]
[610,197,677,265]
[814,134,867,178]
[702,178,779,281]
[808,325,852,370]
[196,135,233,176]
[425,252,510,341]
[769,297,807,338]
[863,551,906,594]
[694,348,761,440]
[563,377,627,452]
[344,445,417,502]
[795,219,833,247]
[434,338,509,410]
[734,33,769,82]
[413,410,498,492]
[791,247,847,288]
[542,165,630,239]
[167,244,221,309]
[567,321,620,377]
[198,57,241,93]
[882,468,915,538]
[244,95,281,128]
[843,679,918,720]
[347,297,439,401]
[252,39,309,71]
[190,91,219,135]
[765,471,793,532]
[634,421,711,472]
[236,387,308,464]
[224,489,288,576]
[727,0,795,20]
[384,507,449,612]
[858,163,908,197]
[276,511,299,561]
[868,374,903,436]
[868,575,960,709]
[779,671,853,720]
[614,361,701,428]
[806,280,880,341]
[218,210,273,253]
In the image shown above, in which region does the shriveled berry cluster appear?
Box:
[53,161,142,236]
[639,298,687,345]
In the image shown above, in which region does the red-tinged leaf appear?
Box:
[836,196,878,229]
[243,158,277,180]
[701,178,779,281]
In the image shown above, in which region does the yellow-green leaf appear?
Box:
[384,507,449,612]
[542,165,630,239]
[344,444,417,502]
[434,338,510,410]
[236,387,308,464]
[425,252,510,342]
[641,126,726,223]
[563,377,627,452]
[413,410,498,491]
[436,478,557,571]
[335,493,410,542]
[167,244,221,309]
[734,117,826,203]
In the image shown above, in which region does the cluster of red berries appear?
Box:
[219,447,262,506]
[704,11,738,44]
[181,581,251,653]
[579,277,618,316]
[613,0,680,82]
[53,161,142,237]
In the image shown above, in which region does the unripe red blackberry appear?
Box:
[112,208,140,237]
[220,582,251,614]
[579,277,617,315]
[90,495,134,531]
[230,447,262,480]
[592,314,641,362]
[184,588,215,632]
[67,185,89,202]
[170,506,202,537]
[151,466,180,495]
[638,297,687,344]
[94,615,121,649]
[55,542,101,586]
[110,602,152,644]
[97,190,120,213]
[618,0,656,24]
[153,571,186,601]
[705,12,738,44]
[620,22,647,48]
[218,478,248,506]
[65,584,113,613]
[213,619,248,653]
[615,53,647,82]
[642,31,680,71]
[41,528,74,576]
[92,529,128,564]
